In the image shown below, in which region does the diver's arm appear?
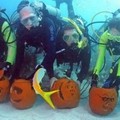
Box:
[78,47,91,81]
[93,31,108,75]
[117,59,120,76]
[66,0,75,18]
[41,18,56,78]
[2,21,16,65]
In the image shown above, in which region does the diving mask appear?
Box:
[21,14,40,28]
[63,33,79,41]
[19,6,41,30]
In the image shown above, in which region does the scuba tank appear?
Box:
[46,5,61,19]
[30,0,61,19]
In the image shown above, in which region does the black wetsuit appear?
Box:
[15,17,57,78]
[56,35,91,82]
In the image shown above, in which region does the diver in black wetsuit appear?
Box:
[13,0,58,91]
[56,19,91,83]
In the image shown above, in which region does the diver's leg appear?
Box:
[67,1,75,18]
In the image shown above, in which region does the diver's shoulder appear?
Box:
[0,17,7,25]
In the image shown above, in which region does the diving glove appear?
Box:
[0,62,12,78]
[91,74,98,87]
[77,73,86,83]
[111,76,120,91]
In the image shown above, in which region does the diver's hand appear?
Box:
[91,74,98,87]
[77,73,86,83]
[111,76,120,90]
[0,62,12,79]
[35,64,44,70]
[50,77,57,88]
[65,69,72,77]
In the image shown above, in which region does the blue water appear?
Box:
[0,0,120,22]
[0,0,120,120]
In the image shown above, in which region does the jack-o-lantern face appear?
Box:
[89,87,118,115]
[51,77,80,108]
[10,79,37,109]
[0,76,10,102]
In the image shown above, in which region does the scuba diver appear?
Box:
[55,17,91,84]
[91,17,120,91]
[53,0,75,18]
[0,8,16,81]
[13,0,60,91]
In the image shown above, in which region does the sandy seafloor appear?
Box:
[0,78,120,120]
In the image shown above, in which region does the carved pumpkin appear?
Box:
[10,79,37,109]
[0,75,10,102]
[51,77,80,108]
[89,87,118,115]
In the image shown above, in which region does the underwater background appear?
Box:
[0,0,120,120]
[0,0,120,21]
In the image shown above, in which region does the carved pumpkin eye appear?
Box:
[12,86,23,94]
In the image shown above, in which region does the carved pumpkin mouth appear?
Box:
[12,99,21,102]
[100,95,115,112]
[58,81,76,100]
[58,83,64,100]
[10,98,22,103]
[102,101,114,112]
[103,104,113,112]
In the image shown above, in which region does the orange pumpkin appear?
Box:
[51,77,80,108]
[0,69,4,79]
[10,79,37,109]
[0,75,10,102]
[89,87,118,115]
